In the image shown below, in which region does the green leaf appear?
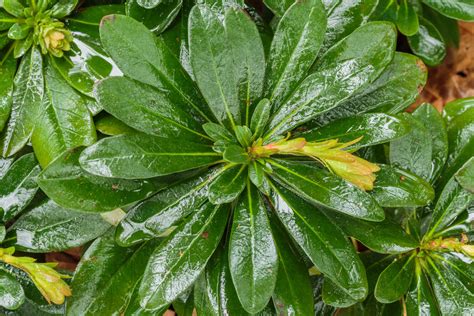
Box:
[0,53,16,133]
[208,164,246,204]
[202,122,235,143]
[194,245,249,316]
[0,9,15,31]
[321,0,378,53]
[396,0,419,36]
[314,53,427,124]
[423,5,460,47]
[31,61,96,168]
[189,4,240,131]
[374,254,416,303]
[262,0,292,16]
[264,0,327,110]
[95,114,137,136]
[270,213,314,316]
[426,256,474,315]
[268,159,384,221]
[444,97,474,123]
[1,47,43,157]
[2,0,24,18]
[406,269,440,316]
[408,17,446,67]
[427,173,473,237]
[223,145,249,164]
[49,0,78,18]
[79,133,220,179]
[422,0,474,21]
[66,230,159,316]
[10,199,110,252]
[126,0,182,33]
[95,76,206,141]
[37,148,163,212]
[115,170,215,246]
[266,22,396,138]
[371,165,434,207]
[0,225,4,242]
[229,183,277,314]
[323,210,419,254]
[270,183,368,302]
[0,270,24,310]
[224,8,265,125]
[303,114,409,148]
[456,157,474,193]
[250,99,271,140]
[390,113,432,181]
[412,103,448,182]
[248,161,270,195]
[439,106,474,189]
[234,126,252,148]
[7,23,29,39]
[138,202,229,310]
[99,14,211,121]
[322,278,359,308]
[52,5,124,98]
[0,153,40,222]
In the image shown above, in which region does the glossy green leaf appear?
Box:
[266,22,396,138]
[99,14,211,122]
[456,157,474,193]
[12,33,33,58]
[53,5,124,98]
[66,231,159,316]
[225,8,265,125]
[138,202,229,310]
[0,33,11,51]
[223,145,249,164]
[439,106,474,189]
[1,47,43,157]
[390,114,432,181]
[0,225,4,242]
[248,161,270,195]
[371,165,434,207]
[270,183,368,302]
[194,245,249,316]
[95,76,206,141]
[95,114,137,136]
[397,0,419,36]
[426,257,474,315]
[314,53,427,124]
[2,0,25,17]
[262,0,292,16]
[203,122,235,143]
[375,254,415,303]
[412,103,448,182]
[427,173,473,237]
[37,148,163,212]
[49,0,78,18]
[408,17,446,67]
[0,8,16,29]
[422,0,474,21]
[126,0,182,33]
[208,164,246,204]
[0,270,24,310]
[324,210,418,254]
[31,62,96,168]
[79,133,220,179]
[423,5,460,47]
[229,183,277,313]
[0,153,40,222]
[11,199,110,252]
[406,268,440,316]
[123,284,167,316]
[234,126,252,148]
[115,170,215,246]
[264,0,327,110]
[322,278,360,308]
[270,213,314,316]
[0,53,15,133]
[250,99,271,139]
[189,4,240,130]
[303,114,409,148]
[7,23,29,40]
[269,159,384,221]
[444,97,474,123]
[320,0,378,53]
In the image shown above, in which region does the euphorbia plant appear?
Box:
[40,0,431,313]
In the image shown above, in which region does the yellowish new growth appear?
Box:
[0,247,72,304]
[250,136,380,190]
[422,234,474,258]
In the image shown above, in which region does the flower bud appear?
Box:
[38,21,72,57]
